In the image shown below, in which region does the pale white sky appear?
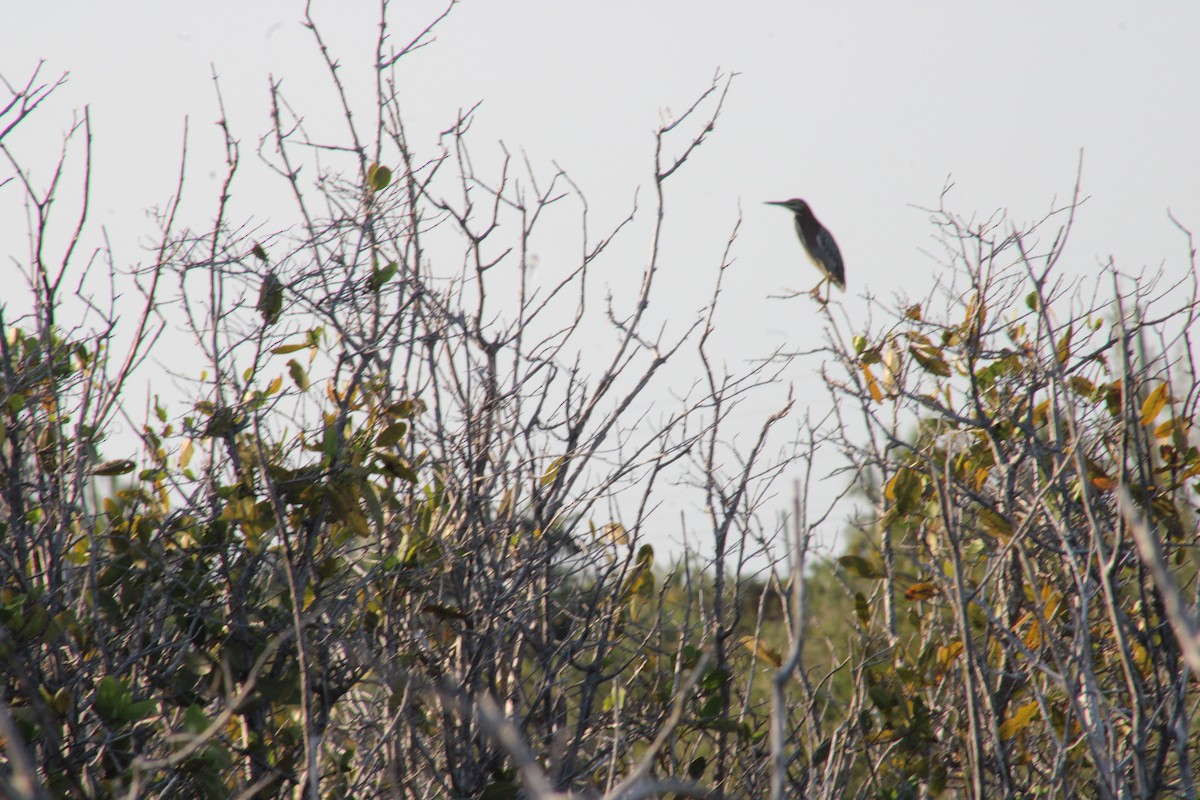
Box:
[4,2,1199,556]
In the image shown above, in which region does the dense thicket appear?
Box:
[2,8,1198,799]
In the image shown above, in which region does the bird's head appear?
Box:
[766,198,811,215]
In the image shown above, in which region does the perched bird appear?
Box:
[766,198,845,302]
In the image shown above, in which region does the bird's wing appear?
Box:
[816,227,846,288]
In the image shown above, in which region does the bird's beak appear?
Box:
[765,201,787,207]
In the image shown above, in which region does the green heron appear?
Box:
[767,198,845,302]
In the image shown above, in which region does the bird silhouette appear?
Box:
[767,198,845,303]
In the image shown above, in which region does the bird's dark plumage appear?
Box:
[767,198,845,291]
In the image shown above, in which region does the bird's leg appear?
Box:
[809,277,829,305]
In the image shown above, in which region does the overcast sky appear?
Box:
[5,2,1198,555]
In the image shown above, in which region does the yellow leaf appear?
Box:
[179,439,194,469]
[998,701,1040,739]
[1139,383,1169,426]
[1032,399,1050,428]
[1055,324,1072,365]
[1023,618,1042,650]
[863,364,883,403]
[974,466,992,491]
[1132,641,1151,674]
[904,582,938,601]
[937,640,964,673]
[272,342,310,355]
[496,488,514,520]
[1069,376,1095,397]
[1040,586,1064,621]
[342,505,370,538]
[541,456,565,487]
[963,291,985,332]
[619,547,655,605]
[739,635,783,668]
[978,505,1013,539]
[603,522,628,546]
[881,342,903,396]
[1153,418,1181,440]
[1104,381,1123,417]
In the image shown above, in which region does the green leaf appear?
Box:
[377,452,419,483]
[886,467,925,514]
[288,359,310,392]
[978,505,1013,539]
[90,459,135,477]
[700,718,745,734]
[1103,381,1123,417]
[125,698,157,722]
[868,685,898,712]
[385,398,426,418]
[909,345,951,377]
[619,544,655,605]
[201,407,244,438]
[855,591,871,627]
[839,555,879,579]
[376,422,408,448]
[95,676,130,722]
[700,667,731,695]
[697,695,723,721]
[368,261,398,292]
[367,163,393,192]
[183,704,209,734]
[257,272,284,325]
[480,777,519,800]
